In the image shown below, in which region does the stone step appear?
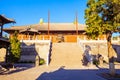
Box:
[50,43,83,66]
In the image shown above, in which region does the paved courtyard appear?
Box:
[0,64,120,80]
[1,43,120,80]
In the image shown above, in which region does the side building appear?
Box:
[0,15,15,63]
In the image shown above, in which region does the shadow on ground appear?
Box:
[0,63,34,75]
[7,63,34,74]
[36,66,117,80]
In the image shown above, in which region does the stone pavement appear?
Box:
[1,42,120,80]
[1,64,120,80]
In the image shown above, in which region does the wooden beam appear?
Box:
[48,10,50,39]
[0,25,3,37]
[76,12,78,36]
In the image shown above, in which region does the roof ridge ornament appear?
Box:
[39,18,44,24]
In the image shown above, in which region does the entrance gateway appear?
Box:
[57,34,64,42]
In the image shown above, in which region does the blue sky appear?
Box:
[0,0,87,27]
[0,0,119,37]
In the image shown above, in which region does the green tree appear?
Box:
[10,31,21,63]
[85,0,120,76]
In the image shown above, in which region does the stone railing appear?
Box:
[77,38,120,46]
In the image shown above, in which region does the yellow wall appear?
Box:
[64,35,77,42]
[10,33,107,43]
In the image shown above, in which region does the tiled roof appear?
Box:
[4,23,86,32]
[0,15,15,25]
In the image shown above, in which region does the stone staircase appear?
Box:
[50,43,83,67]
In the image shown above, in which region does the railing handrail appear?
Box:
[20,40,51,43]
